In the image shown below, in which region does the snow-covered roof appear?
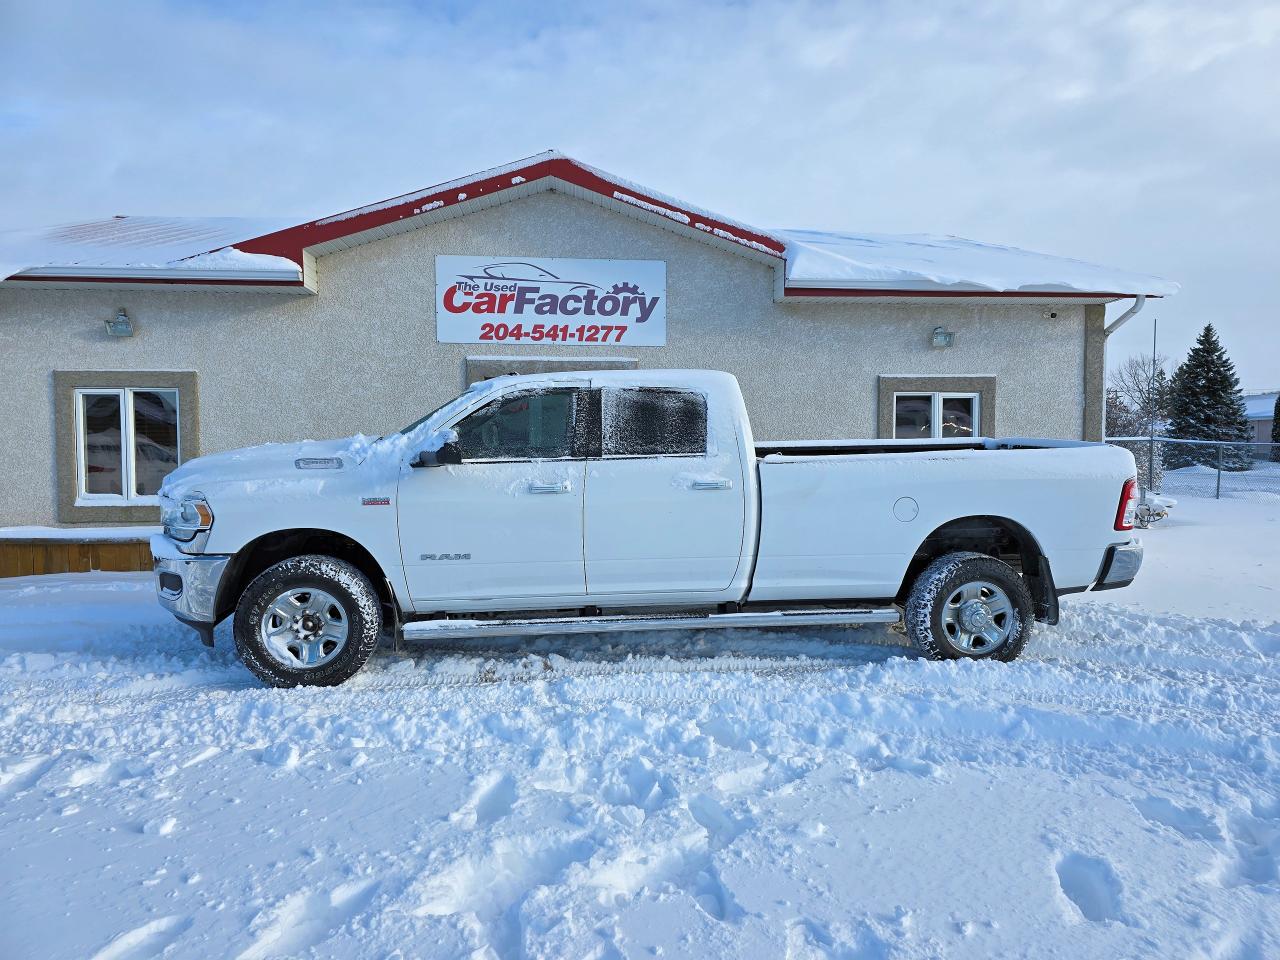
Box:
[778,229,1179,297]
[0,152,1176,298]
[1244,391,1278,420]
[0,215,300,283]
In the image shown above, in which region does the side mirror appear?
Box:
[411,441,463,468]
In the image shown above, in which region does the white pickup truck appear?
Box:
[152,370,1142,686]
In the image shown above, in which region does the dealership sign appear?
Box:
[435,256,666,346]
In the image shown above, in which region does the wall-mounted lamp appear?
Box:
[930,325,955,349]
[105,308,134,337]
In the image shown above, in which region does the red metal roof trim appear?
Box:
[234,157,788,265]
[5,274,307,288]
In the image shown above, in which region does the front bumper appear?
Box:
[151,534,231,625]
[1092,539,1143,591]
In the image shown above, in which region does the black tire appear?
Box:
[233,555,382,687]
[905,551,1033,662]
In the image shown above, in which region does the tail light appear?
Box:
[1114,477,1138,531]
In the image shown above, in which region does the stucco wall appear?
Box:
[0,189,1086,525]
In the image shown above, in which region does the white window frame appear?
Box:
[73,387,181,506]
[892,391,980,440]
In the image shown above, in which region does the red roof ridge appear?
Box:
[234,152,788,266]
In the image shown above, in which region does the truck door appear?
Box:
[398,386,589,606]
[585,386,746,596]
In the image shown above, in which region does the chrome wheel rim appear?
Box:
[259,587,350,669]
[941,580,1015,654]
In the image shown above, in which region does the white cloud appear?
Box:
[2,0,1277,385]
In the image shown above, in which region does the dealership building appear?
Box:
[0,152,1175,545]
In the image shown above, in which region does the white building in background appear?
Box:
[1245,391,1278,445]
[0,152,1175,531]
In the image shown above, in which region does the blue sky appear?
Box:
[2,0,1278,387]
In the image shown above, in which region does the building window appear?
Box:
[878,376,996,440]
[54,371,198,523]
[893,392,980,440]
[74,388,180,503]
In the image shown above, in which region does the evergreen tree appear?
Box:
[1271,394,1280,463]
[1165,324,1253,470]
[1151,367,1172,429]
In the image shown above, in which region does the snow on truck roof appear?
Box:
[0,151,1176,298]
[469,369,739,392]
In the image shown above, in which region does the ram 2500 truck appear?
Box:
[152,370,1142,687]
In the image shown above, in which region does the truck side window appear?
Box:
[454,388,577,461]
[604,388,708,457]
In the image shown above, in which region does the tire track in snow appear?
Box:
[7,646,1275,780]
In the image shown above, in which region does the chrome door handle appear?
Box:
[528,480,571,494]
[691,478,732,491]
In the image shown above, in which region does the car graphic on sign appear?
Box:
[455,261,602,291]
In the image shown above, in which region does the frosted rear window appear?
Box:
[604,389,707,456]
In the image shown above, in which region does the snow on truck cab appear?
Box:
[151,369,1143,687]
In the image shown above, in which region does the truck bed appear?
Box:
[747,437,1134,602]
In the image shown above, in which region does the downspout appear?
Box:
[1094,294,1147,440]
[1104,294,1146,336]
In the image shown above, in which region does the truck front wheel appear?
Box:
[233,555,383,687]
[905,552,1033,662]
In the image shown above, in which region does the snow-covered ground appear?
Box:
[1,498,1277,959]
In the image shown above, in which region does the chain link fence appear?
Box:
[1107,437,1280,502]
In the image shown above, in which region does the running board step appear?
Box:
[401,607,901,642]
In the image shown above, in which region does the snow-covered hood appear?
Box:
[159,436,368,499]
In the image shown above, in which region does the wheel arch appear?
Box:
[897,514,1058,623]
[215,528,395,622]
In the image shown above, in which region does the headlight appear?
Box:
[164,494,214,542]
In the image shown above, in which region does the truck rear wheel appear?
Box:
[905,552,1033,662]
[233,555,382,687]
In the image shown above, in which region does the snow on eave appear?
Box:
[776,229,1179,298]
[612,191,690,225]
[564,155,784,253]
[0,215,301,284]
[173,247,301,274]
